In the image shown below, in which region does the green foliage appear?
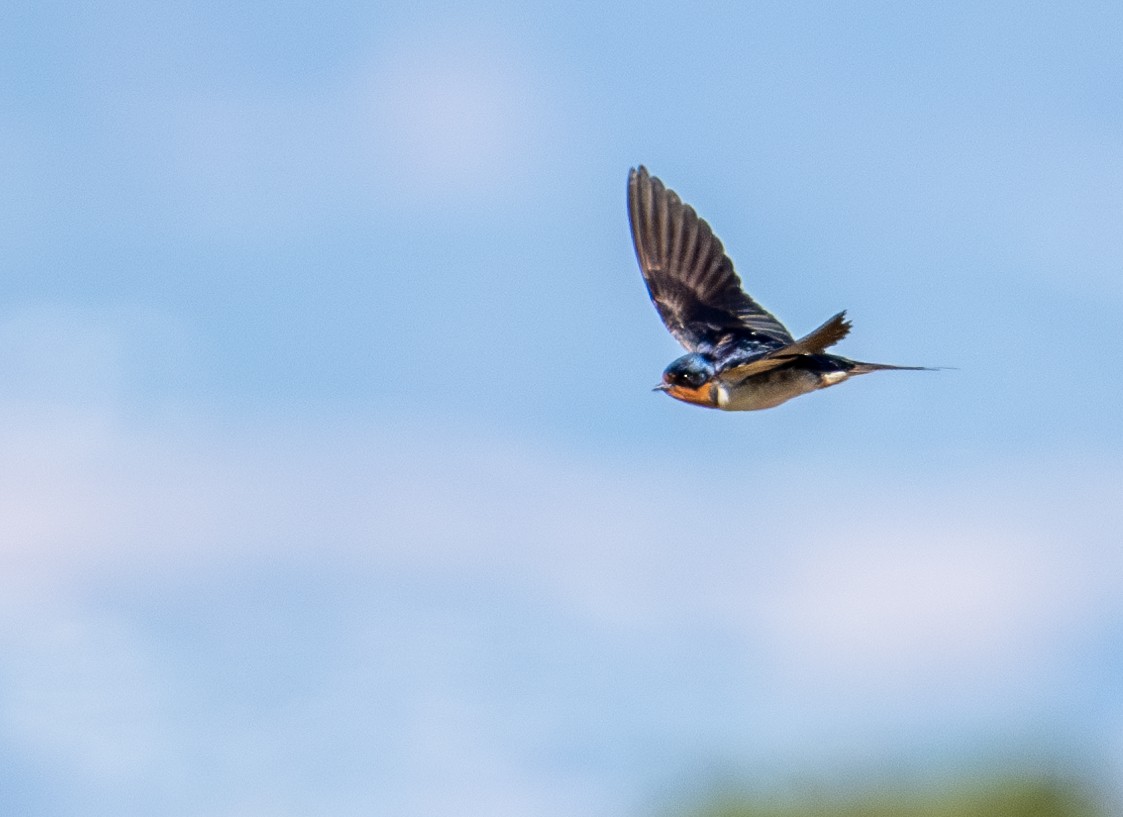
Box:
[670,775,1104,817]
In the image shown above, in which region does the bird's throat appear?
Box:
[667,382,718,408]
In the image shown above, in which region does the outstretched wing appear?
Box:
[627,166,793,353]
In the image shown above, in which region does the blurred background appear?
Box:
[2,1,1122,815]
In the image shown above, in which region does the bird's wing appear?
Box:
[716,311,852,379]
[627,166,793,353]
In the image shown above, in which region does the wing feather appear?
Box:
[717,311,853,380]
[627,166,793,352]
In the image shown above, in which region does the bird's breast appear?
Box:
[715,368,827,411]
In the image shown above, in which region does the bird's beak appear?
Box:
[652,383,671,392]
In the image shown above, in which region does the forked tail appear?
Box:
[848,361,944,375]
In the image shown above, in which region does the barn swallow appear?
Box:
[628,166,933,411]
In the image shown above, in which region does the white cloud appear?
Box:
[358,28,558,206]
[149,26,560,234]
[0,596,171,785]
[747,519,1088,677]
[0,394,1116,680]
[0,310,1119,810]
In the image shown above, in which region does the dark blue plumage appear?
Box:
[628,166,933,411]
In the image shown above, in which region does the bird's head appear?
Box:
[655,354,717,407]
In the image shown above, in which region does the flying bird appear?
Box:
[627,166,932,411]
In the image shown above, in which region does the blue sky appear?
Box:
[2,1,1122,815]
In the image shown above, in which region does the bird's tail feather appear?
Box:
[848,361,945,375]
